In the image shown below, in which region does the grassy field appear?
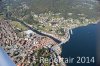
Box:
[10,21,28,31]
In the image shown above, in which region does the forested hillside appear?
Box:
[2,0,100,19]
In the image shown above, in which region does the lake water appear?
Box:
[61,23,100,66]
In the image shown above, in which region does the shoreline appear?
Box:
[0,16,99,66]
[59,20,99,66]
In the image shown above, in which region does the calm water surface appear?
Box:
[61,23,100,66]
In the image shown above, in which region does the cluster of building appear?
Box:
[0,20,64,66]
[32,13,72,42]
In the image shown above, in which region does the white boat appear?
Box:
[70,29,73,35]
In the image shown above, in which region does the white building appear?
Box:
[24,30,35,38]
